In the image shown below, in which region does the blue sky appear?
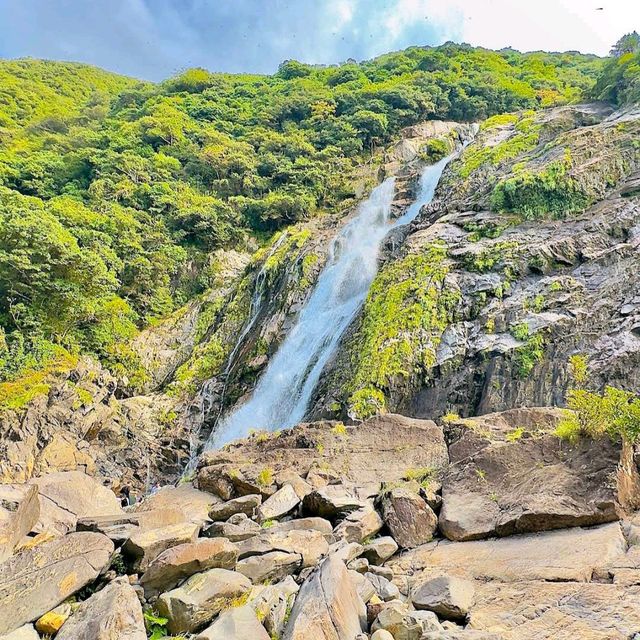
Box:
[0,0,637,80]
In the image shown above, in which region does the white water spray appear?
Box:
[207,152,456,449]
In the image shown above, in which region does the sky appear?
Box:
[0,0,638,81]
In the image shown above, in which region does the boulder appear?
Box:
[249,577,299,638]
[0,531,114,634]
[209,494,262,521]
[283,555,366,640]
[195,605,270,640]
[303,485,366,520]
[0,484,39,562]
[351,570,377,603]
[371,631,395,640]
[132,484,220,525]
[440,426,640,541]
[266,516,334,540]
[0,625,39,640]
[237,551,302,583]
[334,505,384,543]
[412,576,475,621]
[468,581,640,640]
[203,513,262,542]
[381,488,438,549]
[237,528,328,567]
[157,568,252,634]
[123,522,199,570]
[362,537,399,565]
[387,522,626,584]
[257,484,300,523]
[29,471,123,535]
[199,414,449,491]
[365,572,401,602]
[55,578,146,640]
[276,470,313,499]
[330,540,364,564]
[140,538,238,598]
[371,603,442,640]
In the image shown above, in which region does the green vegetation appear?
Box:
[505,427,525,442]
[510,323,545,378]
[0,47,601,386]
[346,244,459,419]
[591,32,640,105]
[403,466,436,488]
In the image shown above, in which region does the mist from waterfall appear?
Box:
[206,153,455,449]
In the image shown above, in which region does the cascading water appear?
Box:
[206,151,456,450]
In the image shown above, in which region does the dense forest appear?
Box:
[0,39,636,387]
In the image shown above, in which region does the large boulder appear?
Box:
[334,505,384,543]
[257,484,300,523]
[439,415,640,541]
[237,528,329,568]
[122,522,199,570]
[209,495,262,522]
[387,522,626,585]
[56,578,146,640]
[29,471,123,535]
[237,551,302,583]
[302,485,367,520]
[157,568,252,634]
[132,484,220,525]
[381,488,437,549]
[140,537,238,598]
[199,415,449,496]
[0,532,114,634]
[194,605,270,640]
[0,485,39,562]
[412,575,475,621]
[249,577,299,638]
[203,513,262,542]
[283,555,366,639]
[0,625,40,640]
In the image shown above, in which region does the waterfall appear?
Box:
[206,152,456,450]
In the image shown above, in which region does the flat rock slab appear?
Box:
[133,484,220,525]
[237,529,329,568]
[123,521,200,570]
[56,578,146,640]
[140,537,238,598]
[387,522,626,584]
[440,426,640,541]
[199,414,449,496]
[0,531,114,634]
[468,581,640,640]
[157,568,252,634]
[283,555,366,640]
[195,605,270,640]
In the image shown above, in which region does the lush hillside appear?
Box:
[0,45,603,384]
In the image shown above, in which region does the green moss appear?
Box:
[510,323,545,378]
[300,252,320,289]
[257,467,274,487]
[345,244,459,419]
[463,241,519,273]
[420,137,451,163]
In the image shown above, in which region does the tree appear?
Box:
[610,32,640,57]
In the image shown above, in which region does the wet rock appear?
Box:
[257,484,300,523]
[237,550,302,583]
[123,522,199,571]
[381,488,437,549]
[283,555,366,639]
[0,484,39,562]
[237,528,329,568]
[140,537,238,598]
[56,578,146,640]
[0,531,114,634]
[194,605,270,640]
[362,536,399,565]
[209,494,262,521]
[412,576,475,621]
[203,512,262,542]
[334,504,384,543]
[157,568,252,634]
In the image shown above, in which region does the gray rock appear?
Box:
[249,577,299,639]
[283,555,366,639]
[0,625,39,640]
[302,485,365,520]
[371,631,395,640]
[372,604,442,640]
[237,528,328,568]
[334,505,384,543]
[257,484,300,523]
[56,578,146,640]
[0,532,114,635]
[362,536,399,564]
[157,568,252,634]
[365,572,401,601]
[329,541,364,564]
[123,521,200,570]
[237,550,302,583]
[194,605,270,640]
[412,576,475,621]
[0,484,39,562]
[381,488,438,549]
[209,494,262,521]
[203,513,262,542]
[350,570,377,603]
[348,557,370,573]
[140,537,238,598]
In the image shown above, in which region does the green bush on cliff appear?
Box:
[346,244,459,419]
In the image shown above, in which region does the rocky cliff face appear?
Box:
[312,103,640,421]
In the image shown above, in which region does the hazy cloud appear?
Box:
[0,0,636,80]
